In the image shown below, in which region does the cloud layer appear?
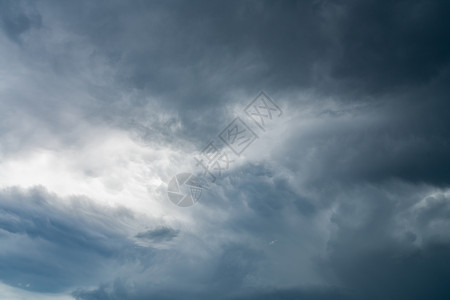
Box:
[0,0,450,299]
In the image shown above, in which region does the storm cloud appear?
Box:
[0,0,450,299]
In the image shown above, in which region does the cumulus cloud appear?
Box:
[0,0,449,299]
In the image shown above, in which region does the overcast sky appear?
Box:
[1,0,450,299]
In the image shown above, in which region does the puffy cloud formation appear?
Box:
[0,0,449,299]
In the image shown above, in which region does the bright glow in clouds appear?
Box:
[1,1,450,299]
[0,126,180,216]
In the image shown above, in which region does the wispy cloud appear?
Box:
[0,0,450,299]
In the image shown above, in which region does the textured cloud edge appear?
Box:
[1,0,450,299]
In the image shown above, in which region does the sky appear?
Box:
[0,0,450,299]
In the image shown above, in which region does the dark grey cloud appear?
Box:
[277,85,450,188]
[73,285,349,300]
[38,0,449,101]
[323,186,450,300]
[1,0,450,299]
[34,0,450,177]
[135,226,179,243]
[332,0,450,93]
[231,288,348,300]
[0,0,41,43]
[328,242,450,300]
[26,0,333,142]
[0,186,153,293]
[46,1,330,95]
[72,243,264,300]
